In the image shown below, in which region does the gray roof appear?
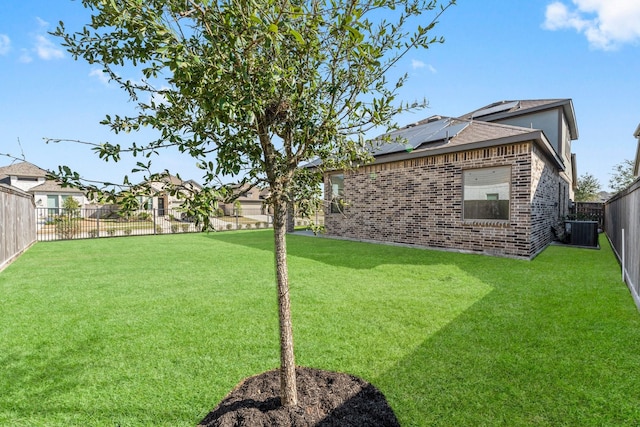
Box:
[368,117,470,156]
[28,179,84,194]
[458,99,578,140]
[368,119,562,168]
[0,161,48,179]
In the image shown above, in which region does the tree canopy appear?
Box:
[574,173,601,202]
[53,0,455,407]
[609,159,636,193]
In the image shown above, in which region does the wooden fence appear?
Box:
[0,184,36,271]
[605,178,640,310]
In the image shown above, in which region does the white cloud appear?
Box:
[411,59,437,73]
[543,0,640,50]
[150,86,171,106]
[35,17,50,29]
[18,49,33,63]
[89,68,110,86]
[34,34,64,60]
[0,34,11,55]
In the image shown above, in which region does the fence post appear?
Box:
[622,228,625,283]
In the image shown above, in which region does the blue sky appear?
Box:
[1,0,639,191]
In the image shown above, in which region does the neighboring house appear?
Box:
[138,175,203,217]
[0,161,88,210]
[324,99,579,259]
[219,183,270,216]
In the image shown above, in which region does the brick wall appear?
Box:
[530,145,567,256]
[325,141,564,259]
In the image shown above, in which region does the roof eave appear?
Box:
[369,130,565,170]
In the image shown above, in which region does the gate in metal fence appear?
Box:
[35,207,324,242]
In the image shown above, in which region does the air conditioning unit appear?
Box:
[564,220,599,247]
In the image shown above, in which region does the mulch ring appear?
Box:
[197,366,400,427]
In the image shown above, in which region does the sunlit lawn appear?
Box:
[1,230,639,426]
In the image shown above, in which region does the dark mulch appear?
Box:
[197,367,400,427]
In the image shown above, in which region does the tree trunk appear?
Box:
[272,198,298,407]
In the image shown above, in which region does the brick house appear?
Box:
[324,99,578,259]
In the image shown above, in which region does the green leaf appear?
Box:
[289,29,305,45]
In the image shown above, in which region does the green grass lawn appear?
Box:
[1,231,639,426]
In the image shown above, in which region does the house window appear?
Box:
[463,166,511,220]
[137,196,152,210]
[329,173,344,213]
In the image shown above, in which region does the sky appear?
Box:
[1,0,639,191]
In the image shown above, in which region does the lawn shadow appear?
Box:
[370,235,640,426]
[202,229,523,272]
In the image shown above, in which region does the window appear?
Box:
[137,196,152,210]
[329,173,344,213]
[463,166,511,220]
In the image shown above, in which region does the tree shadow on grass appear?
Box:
[371,239,640,426]
[202,230,523,272]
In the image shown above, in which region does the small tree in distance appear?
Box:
[609,159,635,193]
[51,0,456,407]
[574,173,601,202]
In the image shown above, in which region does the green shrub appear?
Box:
[155,226,164,234]
[171,224,180,233]
[88,229,99,238]
[106,227,116,236]
[226,224,233,230]
[137,212,151,221]
[124,227,132,235]
[55,218,80,239]
[181,224,190,232]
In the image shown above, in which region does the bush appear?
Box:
[171,224,180,233]
[155,226,164,234]
[124,227,133,235]
[181,224,190,232]
[138,212,151,221]
[55,219,80,239]
[226,224,233,230]
[88,229,99,238]
[106,227,116,236]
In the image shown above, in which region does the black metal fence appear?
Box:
[568,202,605,229]
[36,207,324,242]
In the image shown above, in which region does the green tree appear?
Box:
[609,159,636,193]
[61,196,81,217]
[574,173,601,202]
[52,0,454,406]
